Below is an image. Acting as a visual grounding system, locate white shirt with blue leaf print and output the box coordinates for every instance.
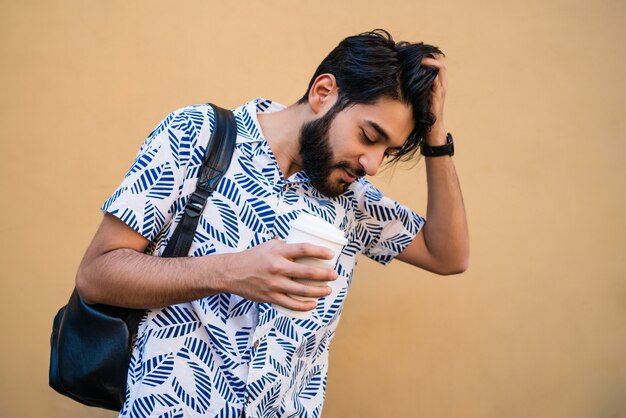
[102,97,426,418]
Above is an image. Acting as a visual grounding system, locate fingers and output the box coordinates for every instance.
[231,240,343,312]
[280,242,335,261]
[267,281,330,300]
[271,293,318,312]
[421,52,445,64]
[280,260,338,281]
[270,279,332,311]
[263,242,338,281]
[421,54,448,90]
[421,54,446,73]
[283,278,332,298]
[259,273,332,313]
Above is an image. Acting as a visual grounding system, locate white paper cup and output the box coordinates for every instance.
[273,213,348,320]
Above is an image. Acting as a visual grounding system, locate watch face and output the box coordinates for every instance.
[448,133,454,156]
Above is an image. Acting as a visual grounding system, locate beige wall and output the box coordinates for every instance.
[1,0,625,417]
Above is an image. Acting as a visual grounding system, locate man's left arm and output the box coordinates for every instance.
[396,53,470,275]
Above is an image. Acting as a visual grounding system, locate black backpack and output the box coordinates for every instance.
[49,104,237,411]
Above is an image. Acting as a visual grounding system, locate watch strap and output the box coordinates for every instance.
[421,132,454,157]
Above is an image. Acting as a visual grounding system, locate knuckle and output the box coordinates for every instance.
[314,287,328,298]
[266,279,281,292]
[301,286,316,297]
[318,268,332,279]
[294,301,315,312]
[267,238,280,248]
[296,243,310,254]
[291,303,305,311]
[267,261,281,275]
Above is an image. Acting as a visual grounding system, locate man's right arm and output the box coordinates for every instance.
[76,213,337,311]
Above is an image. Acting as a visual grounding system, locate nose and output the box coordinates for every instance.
[358,148,386,176]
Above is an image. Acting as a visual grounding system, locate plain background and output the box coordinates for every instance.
[1,1,625,417]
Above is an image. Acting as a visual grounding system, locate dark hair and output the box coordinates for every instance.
[297,29,444,164]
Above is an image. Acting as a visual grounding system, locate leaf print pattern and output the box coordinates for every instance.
[102,98,425,417]
[152,306,201,340]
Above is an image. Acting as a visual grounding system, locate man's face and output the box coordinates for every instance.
[299,97,414,197]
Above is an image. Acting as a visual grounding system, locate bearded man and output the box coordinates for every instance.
[76,29,469,417]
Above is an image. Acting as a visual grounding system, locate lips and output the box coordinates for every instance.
[341,168,357,183]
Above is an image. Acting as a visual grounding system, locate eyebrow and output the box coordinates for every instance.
[365,120,402,150]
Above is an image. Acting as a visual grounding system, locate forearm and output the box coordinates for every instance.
[76,238,340,312]
[423,133,469,271]
[76,249,233,309]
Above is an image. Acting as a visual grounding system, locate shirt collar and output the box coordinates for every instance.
[234,97,312,185]
[234,97,286,145]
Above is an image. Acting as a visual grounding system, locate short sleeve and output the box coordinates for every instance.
[101,105,214,242]
[355,180,426,265]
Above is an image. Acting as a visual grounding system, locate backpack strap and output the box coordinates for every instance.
[161,104,237,258]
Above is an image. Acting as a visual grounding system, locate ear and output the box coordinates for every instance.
[307,73,339,115]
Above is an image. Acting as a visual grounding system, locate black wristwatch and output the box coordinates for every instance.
[421,132,454,157]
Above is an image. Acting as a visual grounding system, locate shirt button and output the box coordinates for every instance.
[246,395,252,404]
[253,340,259,349]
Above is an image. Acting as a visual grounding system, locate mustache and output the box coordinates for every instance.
[334,161,365,177]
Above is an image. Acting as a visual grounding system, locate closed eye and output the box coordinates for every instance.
[362,128,402,157]
[360,129,375,144]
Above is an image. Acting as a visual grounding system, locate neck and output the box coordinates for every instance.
[257,103,312,179]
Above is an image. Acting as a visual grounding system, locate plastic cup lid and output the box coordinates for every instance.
[290,213,348,245]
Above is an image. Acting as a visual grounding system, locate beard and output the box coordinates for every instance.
[298,106,365,198]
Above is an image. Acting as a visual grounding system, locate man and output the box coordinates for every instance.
[76,29,469,417]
